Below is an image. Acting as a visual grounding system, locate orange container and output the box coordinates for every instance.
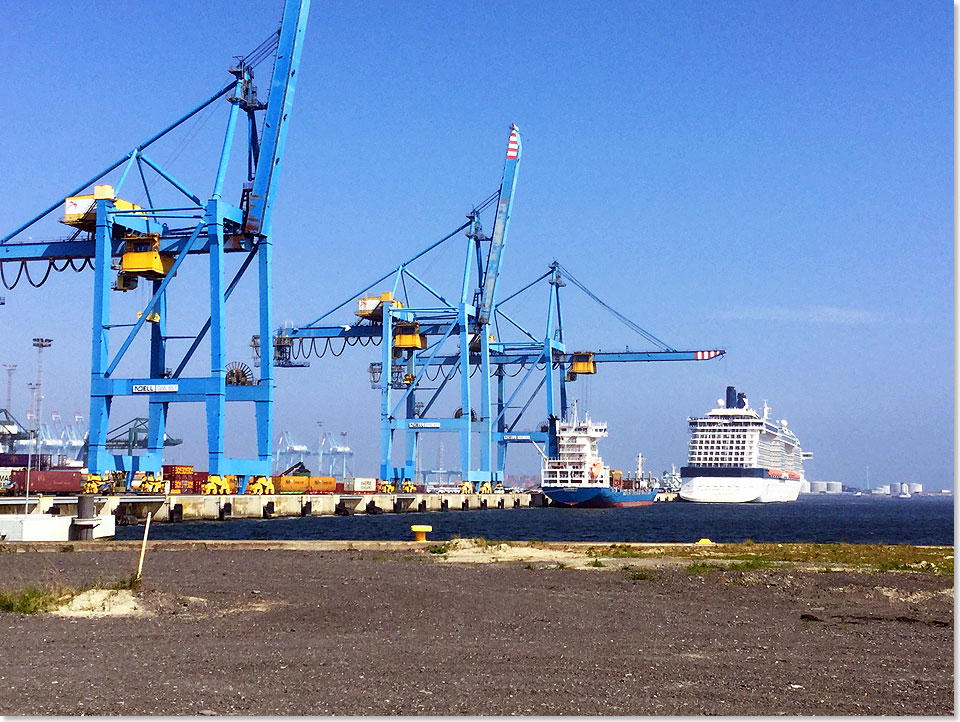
[309,476,336,493]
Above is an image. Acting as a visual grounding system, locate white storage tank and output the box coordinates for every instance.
[908,483,923,495]
[872,484,890,495]
[810,481,827,493]
[799,481,811,494]
[825,481,842,494]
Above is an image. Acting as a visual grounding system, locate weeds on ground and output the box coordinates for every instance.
[587,559,605,568]
[0,572,143,614]
[523,562,536,570]
[586,542,952,576]
[686,561,724,575]
[427,543,449,555]
[724,558,772,571]
[623,566,653,581]
[0,585,66,614]
[104,572,142,591]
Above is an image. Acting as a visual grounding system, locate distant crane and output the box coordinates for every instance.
[266,127,724,489]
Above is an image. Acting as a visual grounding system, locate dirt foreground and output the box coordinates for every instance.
[0,540,953,716]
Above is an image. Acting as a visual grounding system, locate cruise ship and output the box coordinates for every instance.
[679,386,811,503]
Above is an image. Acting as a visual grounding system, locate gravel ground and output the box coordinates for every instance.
[0,543,953,716]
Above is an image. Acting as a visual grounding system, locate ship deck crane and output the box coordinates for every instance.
[267,126,724,489]
[0,0,310,491]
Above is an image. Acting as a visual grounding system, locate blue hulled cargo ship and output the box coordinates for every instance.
[541,413,656,508]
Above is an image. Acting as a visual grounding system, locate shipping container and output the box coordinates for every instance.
[12,469,84,494]
[276,475,310,493]
[310,476,337,494]
[343,477,377,493]
[0,453,51,470]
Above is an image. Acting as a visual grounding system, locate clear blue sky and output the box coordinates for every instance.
[0,1,952,489]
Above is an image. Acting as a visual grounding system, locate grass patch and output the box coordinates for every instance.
[623,566,653,581]
[104,572,142,591]
[427,543,449,555]
[0,573,144,615]
[584,542,952,577]
[0,585,66,614]
[523,562,536,570]
[724,558,773,571]
[686,561,725,575]
[587,559,605,568]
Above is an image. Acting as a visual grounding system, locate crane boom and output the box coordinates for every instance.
[476,124,521,326]
[243,0,311,237]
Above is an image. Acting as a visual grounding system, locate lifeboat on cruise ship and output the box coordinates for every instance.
[787,471,800,479]
[767,468,784,478]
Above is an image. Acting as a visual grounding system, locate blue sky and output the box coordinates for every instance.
[0,1,952,489]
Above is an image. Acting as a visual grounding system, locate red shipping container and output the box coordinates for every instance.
[12,469,83,494]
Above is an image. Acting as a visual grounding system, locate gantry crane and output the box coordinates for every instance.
[266,126,724,489]
[0,0,310,491]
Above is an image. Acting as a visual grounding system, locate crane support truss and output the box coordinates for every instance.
[273,127,724,488]
[0,0,310,490]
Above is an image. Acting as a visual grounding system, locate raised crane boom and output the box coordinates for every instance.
[476,124,521,326]
[243,0,310,238]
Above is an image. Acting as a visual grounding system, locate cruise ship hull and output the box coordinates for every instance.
[543,486,656,508]
[679,470,802,504]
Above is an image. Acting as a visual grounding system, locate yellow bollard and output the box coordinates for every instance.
[411,525,432,542]
[695,538,713,545]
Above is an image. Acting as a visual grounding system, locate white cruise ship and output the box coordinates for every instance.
[679,386,812,503]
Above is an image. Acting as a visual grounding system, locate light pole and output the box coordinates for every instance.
[31,338,52,423]
[2,363,15,412]
[341,432,347,477]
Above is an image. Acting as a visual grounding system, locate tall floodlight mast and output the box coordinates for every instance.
[3,364,16,412]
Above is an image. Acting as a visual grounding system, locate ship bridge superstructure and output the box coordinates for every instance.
[686,386,808,477]
[542,412,610,487]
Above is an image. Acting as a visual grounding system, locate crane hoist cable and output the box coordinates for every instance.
[0,256,93,290]
[555,262,675,352]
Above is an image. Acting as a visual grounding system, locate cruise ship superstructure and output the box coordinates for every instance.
[679,386,811,503]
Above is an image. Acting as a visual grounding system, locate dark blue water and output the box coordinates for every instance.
[116,494,955,545]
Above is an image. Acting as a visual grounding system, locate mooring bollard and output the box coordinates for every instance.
[301,501,312,517]
[411,524,432,542]
[73,495,97,541]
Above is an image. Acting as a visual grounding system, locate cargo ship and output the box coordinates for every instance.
[541,412,656,508]
[679,386,811,503]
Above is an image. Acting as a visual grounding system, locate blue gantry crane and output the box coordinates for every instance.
[0,0,310,491]
[268,126,724,490]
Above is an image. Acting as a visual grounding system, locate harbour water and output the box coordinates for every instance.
[116,493,954,546]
